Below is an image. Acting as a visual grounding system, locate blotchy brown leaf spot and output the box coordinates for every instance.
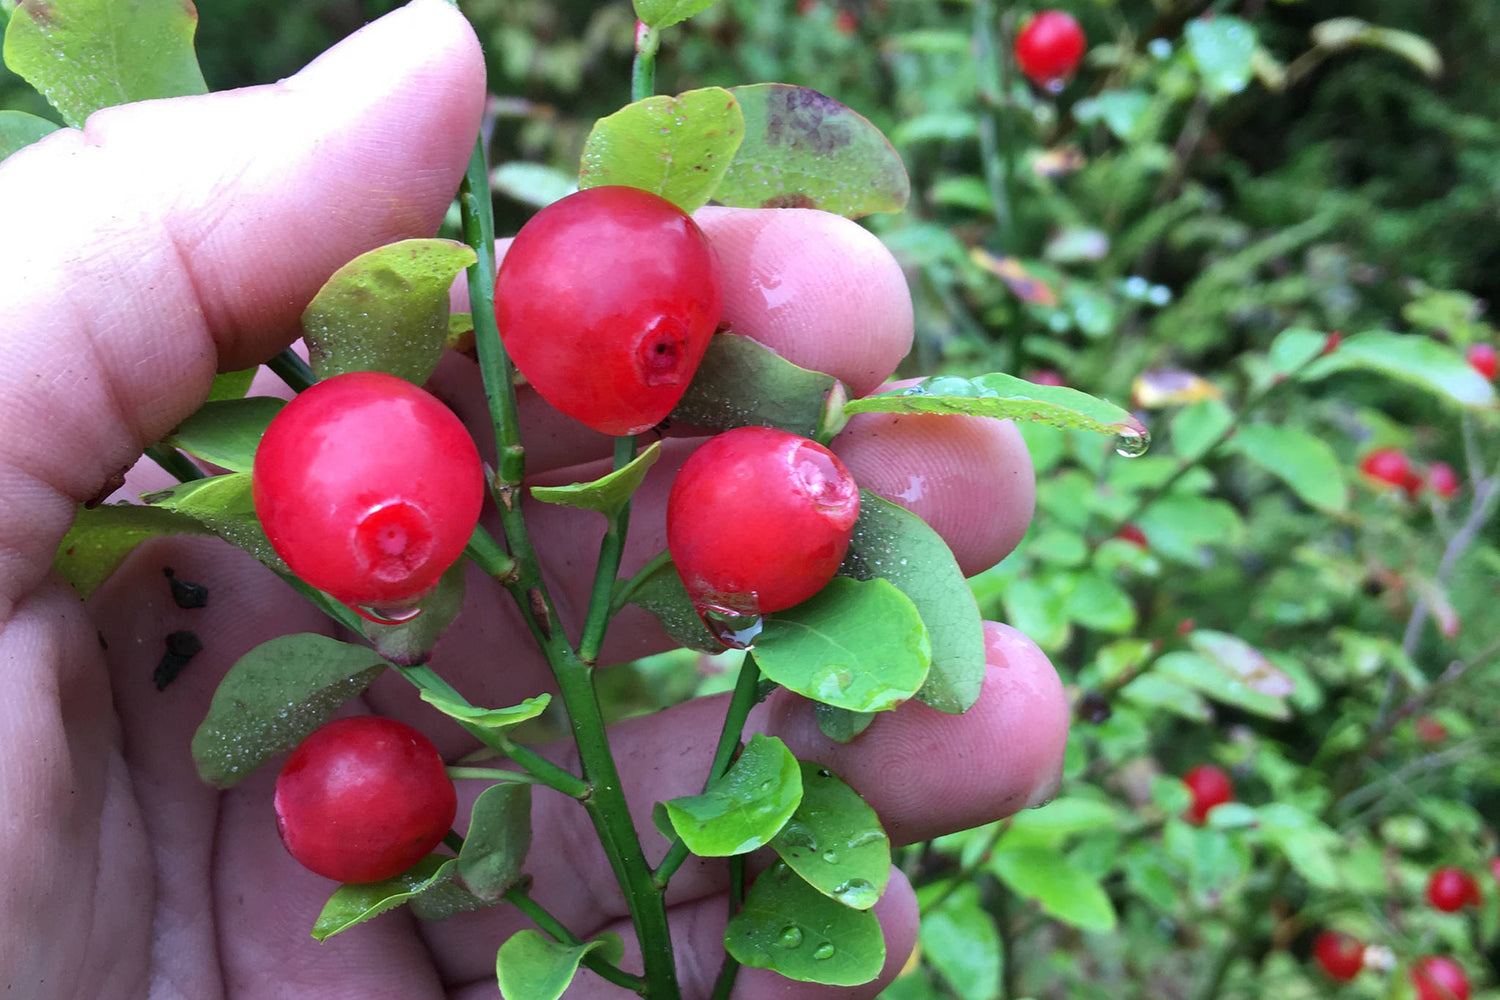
[764,86,854,156]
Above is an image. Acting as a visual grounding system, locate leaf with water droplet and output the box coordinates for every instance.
[755,577,930,713]
[301,239,476,385]
[1185,16,1257,99]
[770,762,889,910]
[726,861,885,986]
[578,88,744,212]
[669,333,839,437]
[714,84,909,218]
[813,703,875,743]
[1302,329,1497,410]
[530,441,662,517]
[363,560,466,666]
[459,782,532,902]
[661,734,802,856]
[633,0,721,29]
[495,929,625,1000]
[143,472,288,573]
[845,371,1146,443]
[162,397,285,473]
[191,633,390,788]
[620,557,721,652]
[312,855,460,941]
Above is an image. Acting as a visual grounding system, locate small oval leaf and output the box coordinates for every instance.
[0,108,59,161]
[770,762,889,910]
[143,472,287,572]
[56,503,212,598]
[726,861,885,986]
[418,692,552,732]
[163,397,285,473]
[633,0,720,30]
[988,845,1118,932]
[530,441,662,516]
[621,558,721,652]
[495,930,624,1000]
[663,733,802,856]
[668,333,838,437]
[1303,329,1497,409]
[459,783,532,901]
[1185,16,1257,99]
[312,856,455,941]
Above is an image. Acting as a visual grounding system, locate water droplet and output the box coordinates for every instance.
[821,850,838,863]
[812,943,836,960]
[354,601,424,624]
[1114,426,1151,458]
[1123,275,1150,299]
[832,878,875,905]
[697,602,763,649]
[779,926,804,948]
[1044,77,1066,95]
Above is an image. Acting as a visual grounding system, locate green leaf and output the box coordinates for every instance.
[725,861,885,986]
[1120,673,1212,722]
[490,161,575,208]
[844,372,1147,444]
[1229,422,1348,511]
[715,83,909,218]
[190,633,389,787]
[1189,630,1297,697]
[755,577,930,713]
[1170,398,1235,462]
[663,734,802,857]
[459,783,532,901]
[988,845,1117,932]
[1073,89,1153,143]
[162,397,284,473]
[1003,798,1122,850]
[919,882,1001,1000]
[55,503,212,598]
[1135,494,1243,564]
[633,0,720,29]
[495,930,624,1000]
[418,692,551,732]
[1266,327,1328,378]
[301,238,476,384]
[0,108,58,161]
[1311,18,1442,78]
[669,333,838,438]
[530,441,662,517]
[1256,803,1342,889]
[999,574,1071,653]
[1185,17,1257,99]
[1062,570,1137,634]
[1304,330,1497,409]
[3,0,205,128]
[206,367,258,402]
[578,88,744,213]
[311,855,456,940]
[838,494,984,713]
[620,558,720,651]
[364,561,466,666]
[770,762,889,910]
[813,703,875,743]
[1151,651,1290,720]
[142,472,287,572]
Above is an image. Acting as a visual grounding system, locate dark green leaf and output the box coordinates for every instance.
[406,866,495,922]
[669,333,838,438]
[190,633,388,787]
[633,0,720,29]
[459,783,532,901]
[919,882,1000,1000]
[143,472,287,572]
[530,441,661,516]
[1304,330,1497,408]
[302,239,476,384]
[725,861,885,986]
[578,88,744,212]
[1229,423,1348,511]
[364,561,466,666]
[715,83,910,218]
[663,734,802,857]
[3,0,206,128]
[839,493,984,713]
[621,558,721,652]
[311,855,455,941]
[1062,570,1137,634]
[1073,89,1153,143]
[163,397,284,473]
[813,703,875,743]
[988,845,1117,932]
[418,692,551,732]
[844,372,1147,445]
[755,577,930,713]
[0,108,58,161]
[1185,17,1257,98]
[495,930,624,1000]
[207,368,258,402]
[770,762,889,910]
[55,503,212,598]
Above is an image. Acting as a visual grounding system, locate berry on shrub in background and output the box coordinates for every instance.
[1359,447,1415,493]
[667,426,859,625]
[1466,342,1497,382]
[1414,714,1449,744]
[1426,866,1481,912]
[1182,763,1234,825]
[1025,368,1067,386]
[252,371,484,617]
[1427,461,1460,499]
[1013,10,1086,88]
[493,185,723,436]
[1115,523,1148,549]
[1491,856,1500,883]
[1312,930,1364,982]
[274,716,457,884]
[1410,956,1471,1000]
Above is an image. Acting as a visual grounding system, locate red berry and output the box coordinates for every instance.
[834,8,857,34]
[274,716,456,884]
[1411,956,1471,1000]
[1489,856,1500,883]
[252,372,484,614]
[1320,332,1343,356]
[1013,10,1086,87]
[1426,867,1481,912]
[1026,369,1067,386]
[1359,447,1412,491]
[1427,461,1460,499]
[1414,714,1449,744]
[1312,930,1364,982]
[1182,764,1234,825]
[1115,524,1148,549]
[667,426,860,619]
[1466,343,1497,382]
[494,186,723,436]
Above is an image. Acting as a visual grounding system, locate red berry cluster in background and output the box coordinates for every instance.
[1312,929,1364,982]
[1358,447,1462,501]
[1426,866,1482,913]
[1013,10,1086,88]
[1466,342,1497,382]
[1411,955,1472,1000]
[1181,763,1234,825]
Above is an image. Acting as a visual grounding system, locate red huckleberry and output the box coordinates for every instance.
[1414,714,1449,744]
[1312,930,1364,982]
[667,426,860,623]
[252,371,484,615]
[1115,523,1148,549]
[1359,447,1412,491]
[1426,866,1481,912]
[1410,956,1471,1000]
[1182,763,1234,825]
[1466,342,1497,382]
[1026,368,1067,386]
[274,716,457,884]
[1427,461,1460,499]
[1490,856,1500,883]
[494,185,723,436]
[1013,10,1087,88]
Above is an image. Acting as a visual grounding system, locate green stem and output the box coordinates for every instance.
[579,435,638,665]
[610,548,672,618]
[267,348,318,393]
[445,766,552,785]
[465,524,518,583]
[505,884,648,993]
[632,24,659,103]
[145,444,205,483]
[654,653,764,888]
[974,0,1017,251]
[1188,860,1290,1000]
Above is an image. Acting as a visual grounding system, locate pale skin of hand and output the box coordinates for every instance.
[0,2,1068,998]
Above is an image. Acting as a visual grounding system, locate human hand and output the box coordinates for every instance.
[0,2,1067,997]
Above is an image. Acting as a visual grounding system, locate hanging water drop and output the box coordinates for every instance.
[696,602,764,649]
[1114,426,1151,458]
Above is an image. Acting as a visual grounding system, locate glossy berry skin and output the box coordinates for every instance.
[1427,461,1460,499]
[667,426,860,617]
[1014,10,1086,87]
[1360,447,1412,491]
[253,371,484,612]
[1467,343,1497,382]
[1410,956,1470,1000]
[274,716,456,884]
[1426,866,1481,912]
[494,186,723,436]
[1312,930,1364,982]
[1182,764,1234,825]
[1115,524,1148,549]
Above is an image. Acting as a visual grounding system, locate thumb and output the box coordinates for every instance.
[0,0,484,618]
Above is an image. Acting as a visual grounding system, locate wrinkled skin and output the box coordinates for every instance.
[0,2,1067,997]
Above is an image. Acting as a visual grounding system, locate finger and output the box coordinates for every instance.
[0,0,483,617]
